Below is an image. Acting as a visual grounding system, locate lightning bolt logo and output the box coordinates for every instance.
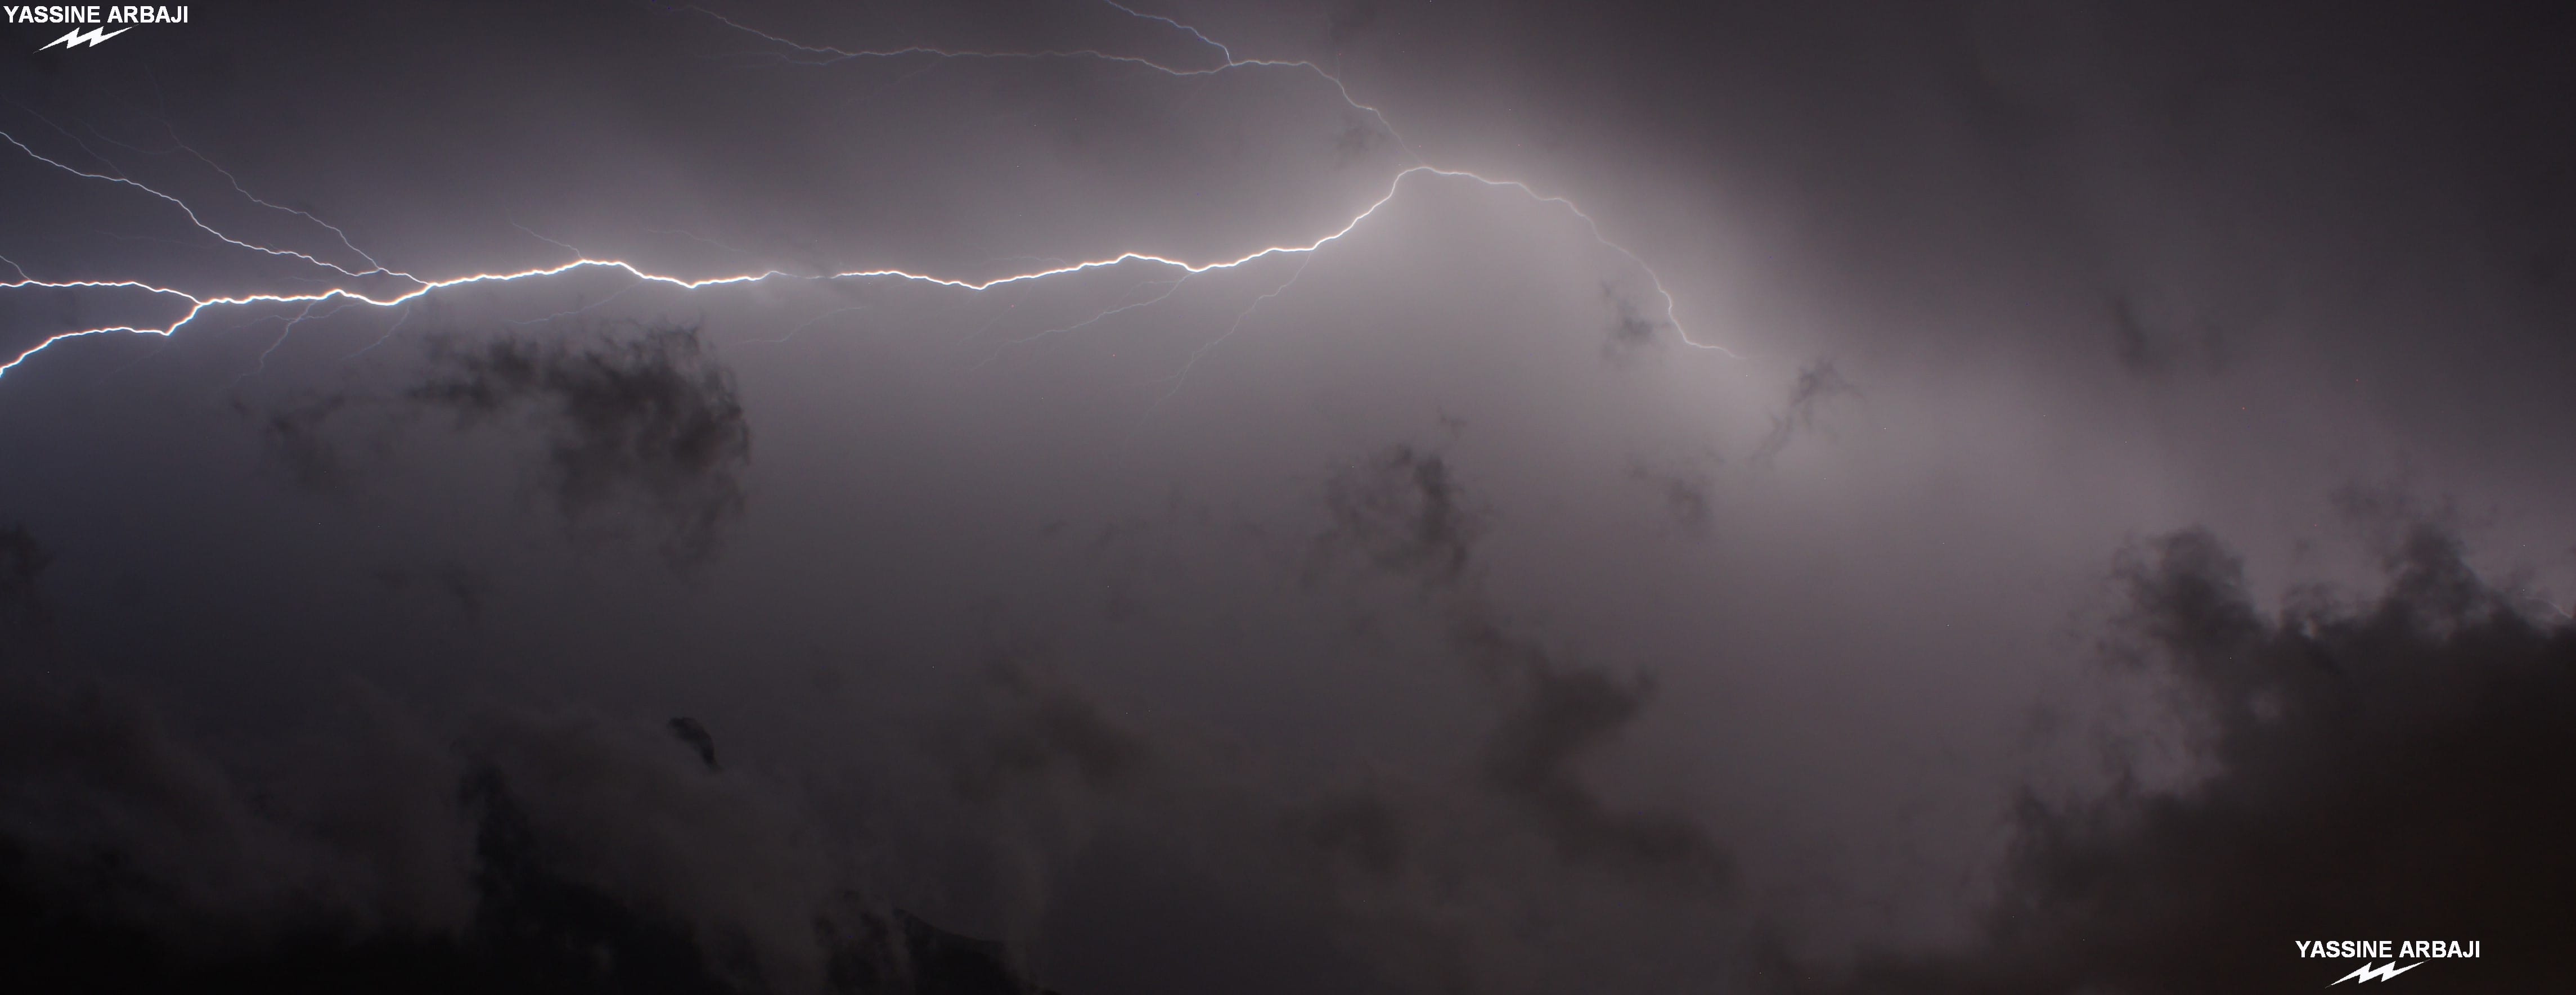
[0,2,1739,382]
[39,26,129,50]
[2332,961,2424,984]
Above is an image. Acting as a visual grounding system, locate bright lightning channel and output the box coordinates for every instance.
[0,1,1734,381]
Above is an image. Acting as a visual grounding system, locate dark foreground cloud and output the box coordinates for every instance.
[0,533,1042,994]
[236,321,753,573]
[248,394,358,496]
[669,716,721,772]
[412,323,752,569]
[1626,452,1720,538]
[0,429,1751,995]
[1788,520,2576,994]
[371,562,491,622]
[1600,285,1672,359]
[0,524,46,649]
[1750,361,1858,467]
[1315,443,1487,589]
[943,664,1155,802]
[1316,439,1733,892]
[0,667,1055,995]
[3,1,2570,993]
[2103,292,2228,381]
[1452,616,1732,888]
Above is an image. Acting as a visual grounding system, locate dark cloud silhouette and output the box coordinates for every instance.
[1751,361,1858,466]
[0,674,478,968]
[1316,439,1733,891]
[669,716,721,772]
[1629,454,1719,537]
[2105,292,2228,380]
[411,323,752,569]
[1601,284,1668,358]
[1290,789,1411,882]
[7,2,2570,991]
[223,322,749,573]
[1325,1,1379,47]
[1450,612,1734,890]
[947,665,1154,800]
[1799,521,2576,994]
[0,676,1060,995]
[873,910,1063,995]
[0,524,47,649]
[372,562,489,620]
[246,393,355,495]
[1314,444,1486,589]
[1335,118,1392,167]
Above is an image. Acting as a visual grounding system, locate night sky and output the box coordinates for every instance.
[2,2,2573,993]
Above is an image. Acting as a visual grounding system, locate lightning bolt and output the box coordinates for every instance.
[984,276,1188,365]
[40,26,131,50]
[1158,253,1314,404]
[0,1,1735,383]
[241,297,363,384]
[2332,961,2425,984]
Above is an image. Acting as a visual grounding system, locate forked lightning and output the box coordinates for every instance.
[0,1,1734,380]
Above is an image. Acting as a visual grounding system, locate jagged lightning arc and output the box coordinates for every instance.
[0,1,1734,380]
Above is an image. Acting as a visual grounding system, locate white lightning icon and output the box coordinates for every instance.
[2332,961,2424,984]
[40,26,130,50]
[0,1,1736,382]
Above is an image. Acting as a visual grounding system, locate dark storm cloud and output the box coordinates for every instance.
[1289,787,1411,882]
[0,523,47,647]
[410,322,752,569]
[1316,439,1732,890]
[1452,615,1732,888]
[1751,361,1857,467]
[226,320,749,570]
[1335,118,1392,167]
[2104,292,2227,380]
[248,393,356,495]
[6,1,2573,992]
[1628,453,1719,537]
[371,562,490,620]
[669,715,722,771]
[945,664,1155,800]
[1325,1,1380,47]
[0,674,476,952]
[1314,443,1486,589]
[1795,519,2576,994]
[0,669,1055,995]
[1599,284,1670,359]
